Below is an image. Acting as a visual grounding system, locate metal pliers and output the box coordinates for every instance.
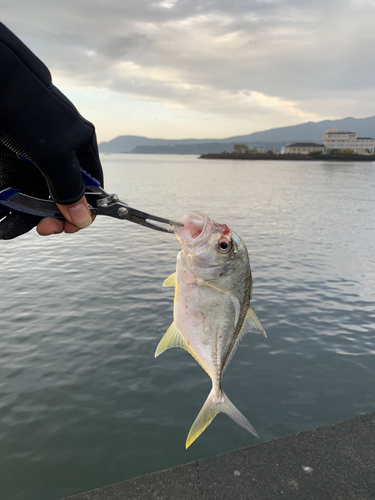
[0,169,182,234]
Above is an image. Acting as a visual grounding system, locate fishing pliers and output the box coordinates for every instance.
[0,169,182,234]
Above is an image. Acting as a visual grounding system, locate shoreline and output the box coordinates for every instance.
[200,153,375,161]
[62,411,375,500]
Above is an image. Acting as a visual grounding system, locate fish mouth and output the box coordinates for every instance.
[175,212,211,245]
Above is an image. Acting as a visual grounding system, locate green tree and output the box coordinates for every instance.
[233,144,249,154]
[309,150,322,156]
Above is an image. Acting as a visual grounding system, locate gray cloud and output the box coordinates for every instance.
[2,0,375,127]
[99,33,155,60]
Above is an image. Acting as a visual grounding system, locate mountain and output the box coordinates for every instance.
[98,116,375,154]
[131,141,286,155]
[225,116,375,143]
[98,135,228,153]
[131,142,239,155]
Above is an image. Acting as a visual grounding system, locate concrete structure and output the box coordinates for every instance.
[322,128,375,155]
[284,143,325,155]
[62,411,375,500]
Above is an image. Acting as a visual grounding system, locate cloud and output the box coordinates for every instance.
[98,33,155,60]
[2,0,375,136]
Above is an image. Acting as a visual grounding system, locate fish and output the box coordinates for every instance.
[155,211,267,448]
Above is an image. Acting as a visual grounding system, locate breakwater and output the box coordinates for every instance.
[62,411,375,500]
[200,152,375,161]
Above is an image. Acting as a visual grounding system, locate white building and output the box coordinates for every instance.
[284,142,325,154]
[322,128,375,155]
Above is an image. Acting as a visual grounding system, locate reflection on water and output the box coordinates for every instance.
[0,155,375,500]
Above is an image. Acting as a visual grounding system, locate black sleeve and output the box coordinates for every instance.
[0,22,103,204]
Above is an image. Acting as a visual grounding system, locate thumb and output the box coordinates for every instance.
[56,196,93,229]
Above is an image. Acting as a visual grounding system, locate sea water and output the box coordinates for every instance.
[0,155,375,500]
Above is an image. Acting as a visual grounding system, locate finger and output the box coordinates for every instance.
[63,220,81,234]
[56,196,93,229]
[37,217,64,236]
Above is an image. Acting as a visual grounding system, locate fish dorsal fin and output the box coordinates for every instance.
[244,306,267,338]
[163,273,176,287]
[197,279,240,327]
[154,322,189,357]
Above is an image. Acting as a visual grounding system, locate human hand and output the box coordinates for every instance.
[0,131,102,239]
[0,22,104,239]
[36,197,93,236]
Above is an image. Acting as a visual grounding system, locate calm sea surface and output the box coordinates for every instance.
[1,155,375,500]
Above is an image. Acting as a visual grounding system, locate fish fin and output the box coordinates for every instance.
[245,306,267,338]
[155,323,211,376]
[228,292,240,327]
[222,307,267,373]
[163,273,176,287]
[186,388,258,448]
[154,322,189,357]
[197,280,240,327]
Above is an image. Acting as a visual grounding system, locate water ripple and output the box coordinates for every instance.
[1,156,375,499]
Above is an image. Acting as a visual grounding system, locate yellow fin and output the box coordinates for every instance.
[154,322,189,357]
[186,389,258,448]
[163,273,176,287]
[186,394,218,448]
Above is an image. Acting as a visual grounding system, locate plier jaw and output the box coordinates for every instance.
[88,191,181,234]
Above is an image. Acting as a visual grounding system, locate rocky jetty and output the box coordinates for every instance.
[200,152,375,161]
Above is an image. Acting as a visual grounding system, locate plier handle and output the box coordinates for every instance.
[0,169,182,234]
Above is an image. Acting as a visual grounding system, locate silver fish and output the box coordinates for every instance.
[155,211,266,448]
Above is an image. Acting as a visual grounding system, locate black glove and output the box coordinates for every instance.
[0,22,104,239]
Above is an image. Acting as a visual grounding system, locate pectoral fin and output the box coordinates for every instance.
[197,279,240,327]
[155,322,189,357]
[163,273,176,287]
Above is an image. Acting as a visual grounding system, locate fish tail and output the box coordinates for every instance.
[186,388,259,448]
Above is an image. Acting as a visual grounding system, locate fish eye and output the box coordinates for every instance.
[218,238,231,253]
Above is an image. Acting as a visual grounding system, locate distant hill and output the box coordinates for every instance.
[131,141,286,155]
[227,116,375,143]
[98,116,375,154]
[131,142,238,155]
[98,135,228,153]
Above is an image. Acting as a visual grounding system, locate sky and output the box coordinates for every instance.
[2,0,375,142]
